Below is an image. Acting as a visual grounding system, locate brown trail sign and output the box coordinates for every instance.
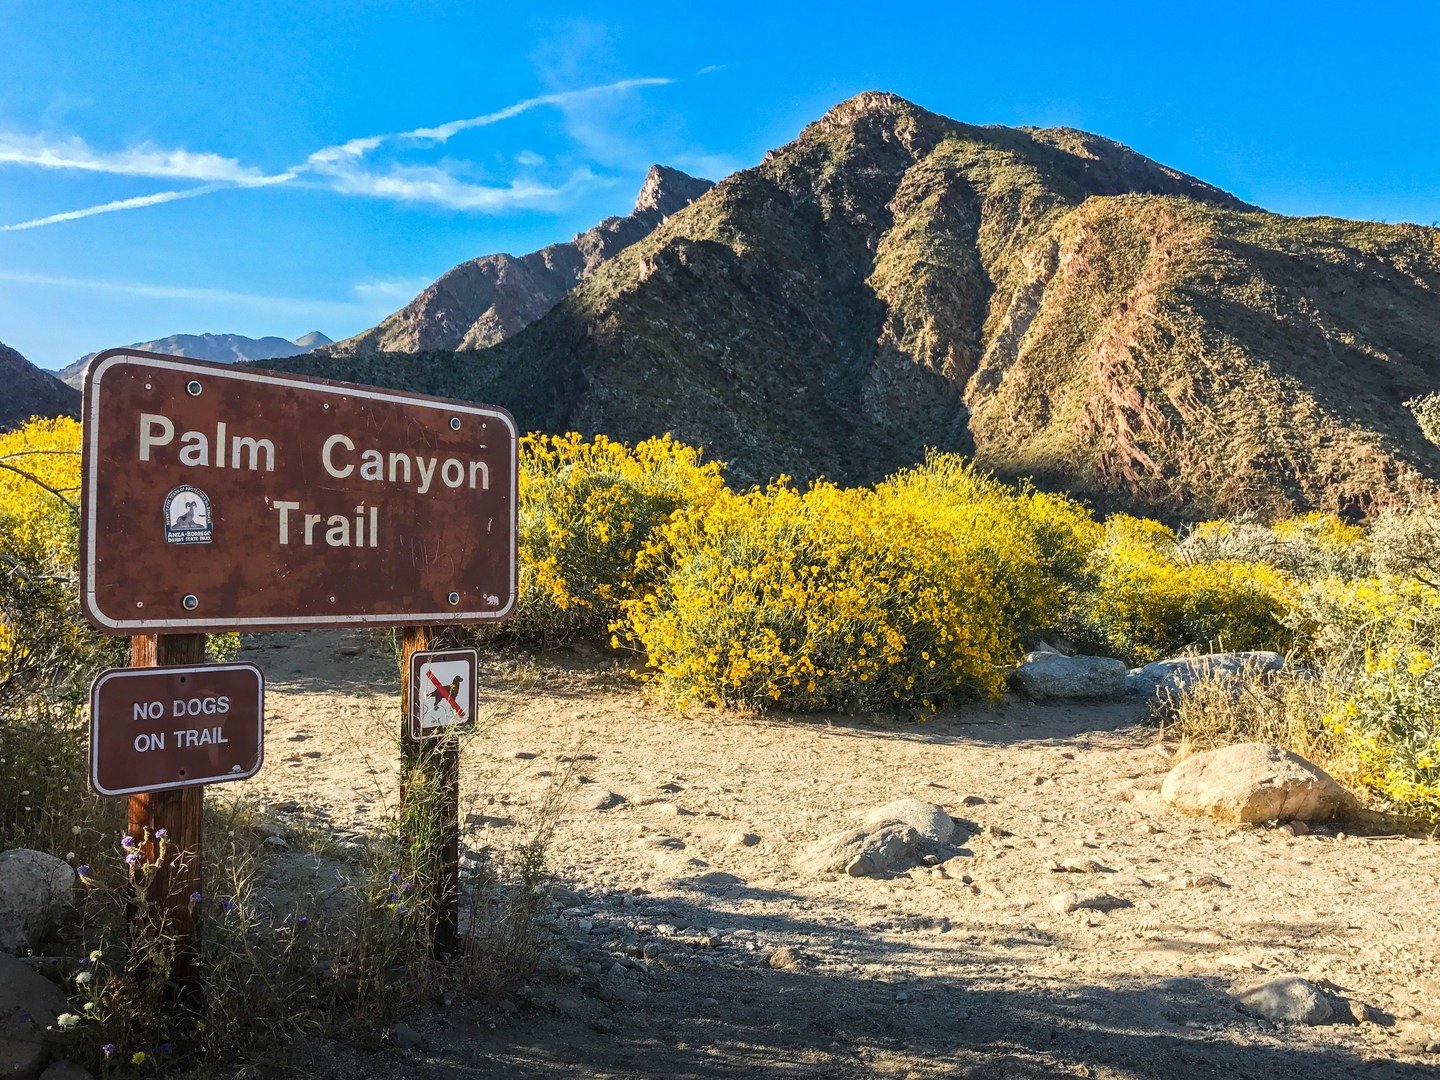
[81,349,518,982]
[80,349,517,632]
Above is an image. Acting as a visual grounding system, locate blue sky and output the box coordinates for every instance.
[1,2,1437,370]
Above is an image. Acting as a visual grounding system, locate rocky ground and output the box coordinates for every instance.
[230,630,1440,1078]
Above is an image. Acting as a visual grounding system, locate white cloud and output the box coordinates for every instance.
[0,132,288,183]
[311,159,608,212]
[0,186,223,231]
[515,149,546,167]
[0,74,683,230]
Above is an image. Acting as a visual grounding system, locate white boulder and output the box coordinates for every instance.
[1161,743,1354,823]
[1012,652,1128,701]
[0,850,75,954]
[1128,651,1285,699]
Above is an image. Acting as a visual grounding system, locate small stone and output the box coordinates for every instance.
[727,831,761,848]
[574,787,623,812]
[389,1022,426,1050]
[263,835,289,850]
[39,1064,95,1080]
[275,800,301,813]
[510,750,538,760]
[1048,889,1129,914]
[1050,857,1109,874]
[895,990,912,1004]
[1348,999,1375,1025]
[592,1017,616,1035]
[962,795,985,806]
[768,946,802,971]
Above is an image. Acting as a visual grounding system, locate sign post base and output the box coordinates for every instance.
[127,633,206,999]
[399,626,461,956]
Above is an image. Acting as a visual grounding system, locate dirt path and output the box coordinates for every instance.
[236,631,1440,1078]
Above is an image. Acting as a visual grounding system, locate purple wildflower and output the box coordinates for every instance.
[386,891,398,903]
[79,957,89,968]
[190,892,204,904]
[120,835,135,847]
[296,915,310,928]
[401,881,413,895]
[75,864,90,877]
[395,905,407,916]
[387,871,400,883]
[102,1043,115,1056]
[219,898,236,913]
[154,828,167,839]
[125,852,140,865]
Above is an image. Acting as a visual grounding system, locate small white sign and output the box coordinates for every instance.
[408,648,478,739]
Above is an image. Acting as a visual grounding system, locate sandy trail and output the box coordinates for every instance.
[235,630,1440,1078]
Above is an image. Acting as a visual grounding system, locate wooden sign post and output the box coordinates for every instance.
[80,349,517,983]
[127,633,207,991]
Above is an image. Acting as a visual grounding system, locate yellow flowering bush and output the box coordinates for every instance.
[510,432,727,641]
[0,417,127,703]
[1323,646,1440,820]
[618,457,1095,712]
[1077,515,1294,665]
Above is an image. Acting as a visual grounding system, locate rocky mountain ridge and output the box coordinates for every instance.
[269,92,1440,518]
[57,331,333,388]
[317,165,713,357]
[0,342,80,429]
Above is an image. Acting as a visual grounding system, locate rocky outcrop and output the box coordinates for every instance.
[1160,743,1355,824]
[0,344,79,430]
[318,165,713,358]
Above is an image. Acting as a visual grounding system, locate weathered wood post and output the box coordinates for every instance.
[400,625,462,956]
[126,632,207,991]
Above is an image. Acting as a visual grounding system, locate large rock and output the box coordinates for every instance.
[1012,652,1128,701]
[0,850,75,954]
[1231,975,1335,1025]
[798,798,958,877]
[0,952,69,1079]
[861,799,955,845]
[1128,651,1285,699]
[1161,743,1355,823]
[797,824,921,877]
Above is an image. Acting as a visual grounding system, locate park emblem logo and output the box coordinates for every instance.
[163,484,213,544]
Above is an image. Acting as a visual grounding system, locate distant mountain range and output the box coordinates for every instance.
[1,342,79,429]
[272,92,1440,519]
[316,165,712,358]
[56,331,333,388]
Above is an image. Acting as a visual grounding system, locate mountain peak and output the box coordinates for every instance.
[813,90,926,130]
[293,331,333,349]
[633,165,713,218]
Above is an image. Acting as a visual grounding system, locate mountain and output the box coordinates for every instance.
[0,342,80,429]
[57,331,332,388]
[292,331,334,350]
[271,93,1440,519]
[317,165,713,357]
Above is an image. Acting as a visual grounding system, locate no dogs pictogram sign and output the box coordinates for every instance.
[408,648,478,739]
